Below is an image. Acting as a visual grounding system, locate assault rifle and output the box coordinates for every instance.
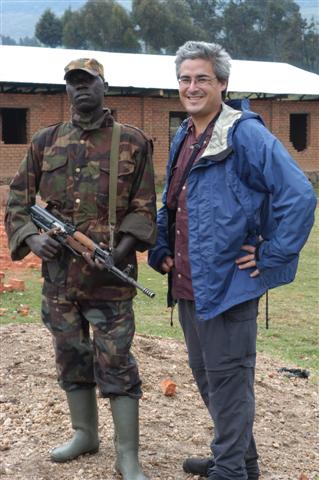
[30,204,155,299]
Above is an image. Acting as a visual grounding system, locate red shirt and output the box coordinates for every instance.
[166,118,215,300]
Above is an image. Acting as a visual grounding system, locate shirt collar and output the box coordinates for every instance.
[186,117,195,133]
[71,108,112,131]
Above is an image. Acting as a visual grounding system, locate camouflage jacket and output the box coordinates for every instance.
[5,110,157,301]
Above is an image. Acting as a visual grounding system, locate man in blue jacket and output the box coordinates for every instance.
[148,41,316,480]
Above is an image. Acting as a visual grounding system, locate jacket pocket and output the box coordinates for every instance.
[223,299,259,363]
[39,154,68,208]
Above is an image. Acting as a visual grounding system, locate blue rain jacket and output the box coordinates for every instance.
[148,101,316,321]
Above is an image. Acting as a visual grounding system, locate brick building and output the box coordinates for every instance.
[1,46,319,184]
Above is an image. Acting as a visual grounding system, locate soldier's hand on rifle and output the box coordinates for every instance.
[25,231,62,262]
[82,234,137,270]
[235,244,260,277]
[82,242,108,270]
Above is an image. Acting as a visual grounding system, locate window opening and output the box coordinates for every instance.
[289,113,308,152]
[169,111,188,147]
[0,108,27,144]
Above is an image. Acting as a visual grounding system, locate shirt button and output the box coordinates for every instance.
[182,185,186,190]
[176,230,180,235]
[75,198,81,204]
[80,139,85,144]
[178,273,182,278]
[177,207,181,212]
[177,252,181,257]
[75,167,81,173]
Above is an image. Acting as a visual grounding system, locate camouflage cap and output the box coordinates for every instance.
[64,58,105,81]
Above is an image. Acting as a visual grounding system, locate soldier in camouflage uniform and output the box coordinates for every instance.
[5,58,157,480]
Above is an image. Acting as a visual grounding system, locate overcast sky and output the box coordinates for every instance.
[0,0,317,41]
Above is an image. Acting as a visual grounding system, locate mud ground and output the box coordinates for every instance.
[0,323,318,480]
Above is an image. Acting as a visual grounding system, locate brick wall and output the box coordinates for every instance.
[1,92,318,183]
[0,93,67,182]
[251,100,319,178]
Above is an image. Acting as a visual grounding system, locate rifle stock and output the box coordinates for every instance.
[30,204,155,299]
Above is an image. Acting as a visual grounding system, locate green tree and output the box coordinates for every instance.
[132,0,171,52]
[220,0,319,72]
[301,20,319,73]
[184,0,223,41]
[164,0,204,53]
[62,0,139,52]
[221,0,266,59]
[30,0,318,73]
[62,8,88,49]
[35,9,62,47]
[132,0,202,53]
[254,0,304,62]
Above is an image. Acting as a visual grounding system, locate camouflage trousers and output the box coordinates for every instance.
[41,285,142,399]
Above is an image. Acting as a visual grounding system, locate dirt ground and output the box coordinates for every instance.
[0,322,318,480]
[1,185,318,480]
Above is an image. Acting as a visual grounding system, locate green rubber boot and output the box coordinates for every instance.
[50,388,99,463]
[110,396,149,480]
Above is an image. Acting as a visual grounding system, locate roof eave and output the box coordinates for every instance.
[0,82,318,101]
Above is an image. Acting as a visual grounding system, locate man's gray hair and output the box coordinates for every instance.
[175,41,232,82]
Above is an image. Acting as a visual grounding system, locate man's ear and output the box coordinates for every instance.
[221,80,228,100]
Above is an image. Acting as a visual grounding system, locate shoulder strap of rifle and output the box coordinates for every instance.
[108,121,121,250]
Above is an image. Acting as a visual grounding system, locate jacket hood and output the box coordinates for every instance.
[203,103,242,157]
[202,101,263,158]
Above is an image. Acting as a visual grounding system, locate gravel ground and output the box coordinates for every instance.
[0,323,318,480]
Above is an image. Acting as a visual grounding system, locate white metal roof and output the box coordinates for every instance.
[1,45,319,97]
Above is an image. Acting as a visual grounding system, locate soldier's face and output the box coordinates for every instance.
[66,70,105,114]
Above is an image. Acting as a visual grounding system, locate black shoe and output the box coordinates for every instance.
[183,456,259,479]
[183,457,214,477]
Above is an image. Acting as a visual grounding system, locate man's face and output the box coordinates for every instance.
[65,70,105,114]
[178,58,227,120]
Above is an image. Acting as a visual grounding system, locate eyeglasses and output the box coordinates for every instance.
[177,75,217,87]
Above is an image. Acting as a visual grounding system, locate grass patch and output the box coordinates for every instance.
[136,212,319,376]
[312,182,319,198]
[134,266,183,340]
[1,213,318,377]
[0,269,42,325]
[256,213,318,374]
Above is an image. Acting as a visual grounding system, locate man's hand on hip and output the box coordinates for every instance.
[235,244,260,277]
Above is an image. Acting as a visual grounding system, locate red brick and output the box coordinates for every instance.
[17,306,29,316]
[10,279,25,291]
[1,92,317,182]
[160,378,177,396]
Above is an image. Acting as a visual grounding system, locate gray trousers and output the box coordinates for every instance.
[178,298,259,480]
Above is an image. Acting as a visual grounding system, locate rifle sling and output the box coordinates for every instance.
[109,121,121,250]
